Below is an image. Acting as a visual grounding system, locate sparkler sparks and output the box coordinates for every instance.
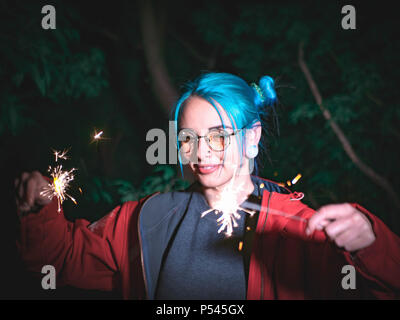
[90,128,109,144]
[291,173,302,185]
[201,169,308,236]
[282,173,303,187]
[40,149,77,213]
[201,168,255,237]
[52,148,69,162]
[94,130,104,140]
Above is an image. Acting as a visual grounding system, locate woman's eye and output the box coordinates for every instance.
[210,133,225,143]
[216,131,227,138]
[178,135,190,143]
[178,130,194,143]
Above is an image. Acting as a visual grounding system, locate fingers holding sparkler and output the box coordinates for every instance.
[306,204,352,235]
[15,146,84,216]
[305,203,376,251]
[15,171,52,215]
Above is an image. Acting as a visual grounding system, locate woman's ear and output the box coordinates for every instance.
[246,121,262,146]
[243,121,262,161]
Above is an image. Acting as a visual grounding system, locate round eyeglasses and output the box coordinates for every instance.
[178,128,244,155]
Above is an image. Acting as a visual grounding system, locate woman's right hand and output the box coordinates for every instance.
[15,171,52,215]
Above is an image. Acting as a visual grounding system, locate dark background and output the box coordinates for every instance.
[0,0,399,299]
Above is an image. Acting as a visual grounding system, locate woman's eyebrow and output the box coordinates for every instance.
[208,125,233,130]
[179,125,234,131]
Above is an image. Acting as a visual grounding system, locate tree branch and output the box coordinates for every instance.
[138,0,178,115]
[168,28,218,69]
[298,42,400,211]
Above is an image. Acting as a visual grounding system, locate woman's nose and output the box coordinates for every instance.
[196,136,212,160]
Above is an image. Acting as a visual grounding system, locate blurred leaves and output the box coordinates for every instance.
[0,1,108,136]
[289,102,320,124]
[86,176,114,205]
[0,94,34,136]
[85,165,190,208]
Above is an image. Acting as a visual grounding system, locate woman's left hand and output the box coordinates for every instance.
[306,203,376,252]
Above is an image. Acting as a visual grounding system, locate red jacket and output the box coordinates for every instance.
[17,180,400,299]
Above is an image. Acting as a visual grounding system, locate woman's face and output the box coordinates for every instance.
[178,96,244,189]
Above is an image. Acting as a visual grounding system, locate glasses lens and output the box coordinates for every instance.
[208,130,228,151]
[178,129,195,154]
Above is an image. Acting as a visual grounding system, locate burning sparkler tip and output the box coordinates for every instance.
[43,148,77,214]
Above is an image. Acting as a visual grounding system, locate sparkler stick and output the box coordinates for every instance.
[241,201,330,243]
[40,149,77,213]
[241,202,309,223]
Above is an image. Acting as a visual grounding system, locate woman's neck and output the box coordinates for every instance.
[201,172,254,209]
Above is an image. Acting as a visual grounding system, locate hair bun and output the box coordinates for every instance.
[251,75,277,107]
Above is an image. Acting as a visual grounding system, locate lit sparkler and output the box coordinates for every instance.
[40,149,77,213]
[201,168,255,237]
[201,169,308,236]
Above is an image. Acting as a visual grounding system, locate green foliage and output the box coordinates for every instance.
[289,102,320,124]
[0,1,108,136]
[40,47,108,101]
[85,176,115,205]
[0,94,34,136]
[113,165,190,202]
[85,165,190,207]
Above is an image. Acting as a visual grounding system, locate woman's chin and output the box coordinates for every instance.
[194,171,231,189]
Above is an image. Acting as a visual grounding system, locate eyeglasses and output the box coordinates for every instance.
[178,128,244,155]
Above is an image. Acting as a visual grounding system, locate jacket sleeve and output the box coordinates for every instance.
[305,202,400,299]
[16,197,141,292]
[339,203,400,298]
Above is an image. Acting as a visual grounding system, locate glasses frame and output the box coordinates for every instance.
[178,127,245,154]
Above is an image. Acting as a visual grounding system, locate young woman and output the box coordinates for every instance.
[15,72,400,299]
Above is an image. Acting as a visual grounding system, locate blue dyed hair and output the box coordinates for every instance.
[172,72,278,175]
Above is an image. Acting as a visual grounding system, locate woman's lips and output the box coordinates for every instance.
[195,164,222,175]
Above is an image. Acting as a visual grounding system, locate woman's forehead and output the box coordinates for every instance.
[179,96,236,130]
